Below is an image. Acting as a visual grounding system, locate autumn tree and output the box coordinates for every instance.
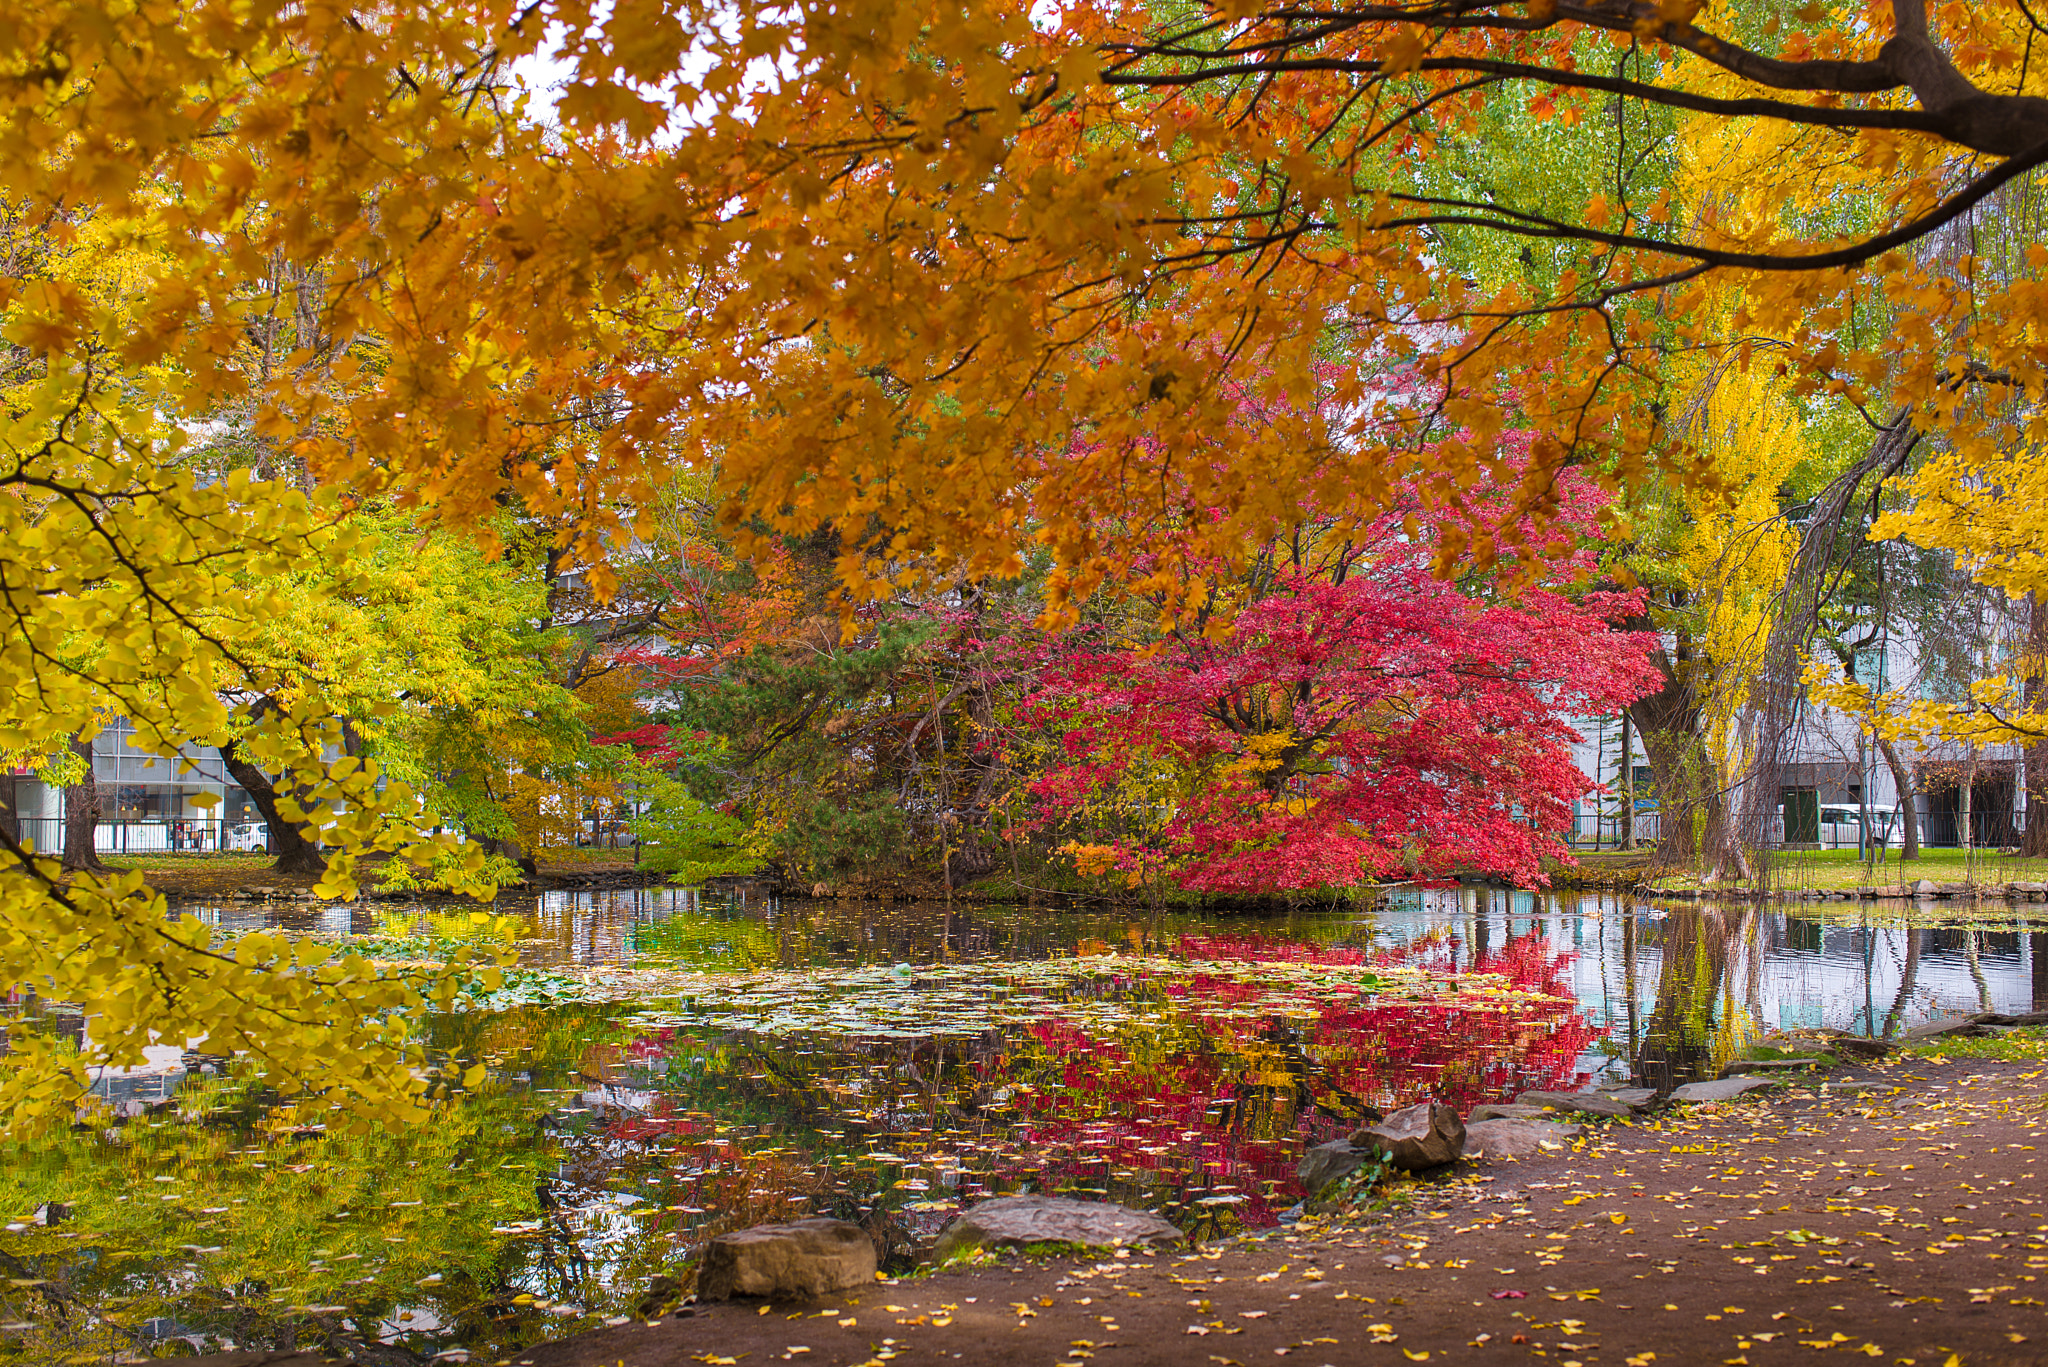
[1028,459,1655,894]
[9,0,2048,1127]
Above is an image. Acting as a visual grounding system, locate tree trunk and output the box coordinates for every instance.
[217,734,328,877]
[1628,690,1726,869]
[0,769,17,850]
[2024,591,2048,857]
[1874,734,1921,861]
[63,733,110,873]
[1620,711,1636,850]
[1961,745,1978,866]
[479,832,541,881]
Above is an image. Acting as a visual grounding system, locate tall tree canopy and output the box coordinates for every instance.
[6,0,2047,1126]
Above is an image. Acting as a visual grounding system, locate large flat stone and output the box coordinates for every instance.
[932,1195,1184,1261]
[698,1218,877,1300]
[1463,1118,1583,1159]
[1901,1014,1985,1041]
[1723,1057,1827,1077]
[1601,1087,1658,1111]
[1670,1076,1777,1103]
[1468,1102,1556,1122]
[1298,1137,1372,1192]
[1974,1010,2048,1027]
[1513,1089,1632,1118]
[1353,1099,1466,1170]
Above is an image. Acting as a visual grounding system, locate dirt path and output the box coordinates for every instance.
[514,1058,2048,1367]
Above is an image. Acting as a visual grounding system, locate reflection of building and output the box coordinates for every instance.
[1380,887,2048,1084]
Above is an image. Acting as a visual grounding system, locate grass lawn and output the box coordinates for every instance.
[1562,846,2048,892]
[1761,846,2048,890]
[97,851,317,897]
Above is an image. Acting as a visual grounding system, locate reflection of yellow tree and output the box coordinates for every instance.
[1634,904,1762,1090]
[0,1075,549,1365]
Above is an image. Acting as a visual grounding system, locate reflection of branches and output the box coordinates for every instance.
[1636,903,1752,1089]
[1882,928,1922,1040]
[0,1243,152,1359]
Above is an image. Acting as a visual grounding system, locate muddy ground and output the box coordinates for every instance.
[168,1057,2048,1367]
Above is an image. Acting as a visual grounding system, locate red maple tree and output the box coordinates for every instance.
[1024,443,1657,892]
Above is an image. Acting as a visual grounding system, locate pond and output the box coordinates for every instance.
[4,887,2046,1364]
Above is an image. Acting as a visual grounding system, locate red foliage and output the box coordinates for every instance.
[996,929,1599,1221]
[1024,452,1657,891]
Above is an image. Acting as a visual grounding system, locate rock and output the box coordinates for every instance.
[1914,878,1939,896]
[1464,1118,1583,1159]
[1512,1089,1632,1119]
[1972,1010,2048,1027]
[1810,1030,1889,1060]
[1353,1100,1466,1170]
[1901,1014,1984,1041]
[1601,1087,1658,1111]
[1670,1076,1777,1103]
[636,1273,685,1318]
[1297,1138,1373,1193]
[931,1196,1184,1262]
[146,1355,331,1367]
[1467,1103,1556,1123]
[1723,1057,1828,1077]
[697,1218,877,1301]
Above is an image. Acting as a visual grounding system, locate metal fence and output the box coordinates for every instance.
[8,816,269,855]
[1566,809,1898,852]
[1567,808,1663,849]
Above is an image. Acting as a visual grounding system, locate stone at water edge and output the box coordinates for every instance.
[1669,1076,1777,1103]
[931,1195,1185,1261]
[1297,1138,1372,1193]
[697,1218,877,1301]
[1722,1057,1832,1078]
[1467,1102,1557,1123]
[1512,1089,1632,1119]
[1464,1118,1584,1159]
[1353,1099,1466,1170]
[1597,1087,1657,1111]
[1900,1014,1986,1041]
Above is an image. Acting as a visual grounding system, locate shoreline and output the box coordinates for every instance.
[155,1055,2048,1367]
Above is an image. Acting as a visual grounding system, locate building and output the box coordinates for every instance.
[7,716,265,853]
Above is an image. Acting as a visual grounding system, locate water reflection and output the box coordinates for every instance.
[9,888,2047,1364]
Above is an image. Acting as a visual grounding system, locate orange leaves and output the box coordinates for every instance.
[1,277,89,355]
[1378,27,1429,76]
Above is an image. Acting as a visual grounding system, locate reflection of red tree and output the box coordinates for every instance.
[999,931,1597,1223]
[589,931,1598,1232]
